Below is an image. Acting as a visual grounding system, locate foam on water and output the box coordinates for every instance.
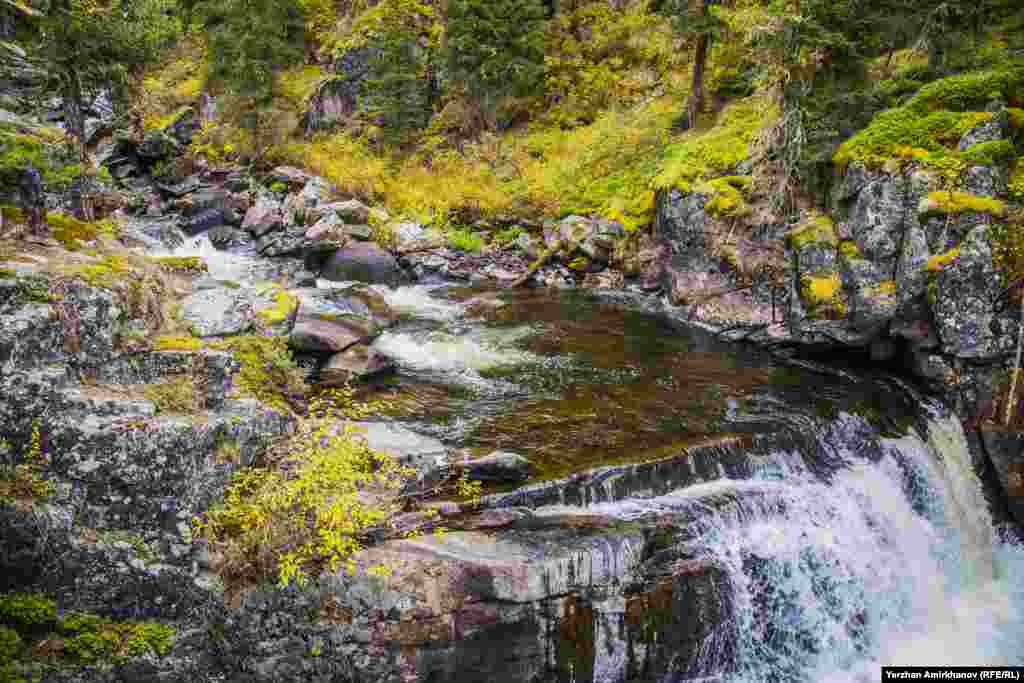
[157,233,262,282]
[371,323,538,390]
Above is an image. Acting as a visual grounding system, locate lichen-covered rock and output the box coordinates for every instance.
[321,242,406,286]
[179,287,256,337]
[932,226,1016,360]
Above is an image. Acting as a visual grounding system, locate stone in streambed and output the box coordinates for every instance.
[318,343,394,384]
[321,242,406,286]
[460,450,531,482]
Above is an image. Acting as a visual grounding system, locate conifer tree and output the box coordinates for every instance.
[195,0,305,159]
[446,0,545,132]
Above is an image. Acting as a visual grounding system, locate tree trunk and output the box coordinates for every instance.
[686,0,711,129]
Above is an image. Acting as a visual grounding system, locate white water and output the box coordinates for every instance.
[157,233,264,282]
[543,412,1024,681]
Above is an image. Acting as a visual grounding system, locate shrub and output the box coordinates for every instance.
[209,336,306,414]
[194,394,412,588]
[447,227,485,253]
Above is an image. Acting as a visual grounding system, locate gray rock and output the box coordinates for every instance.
[958,112,1008,151]
[979,427,1024,526]
[179,288,255,337]
[267,166,313,188]
[289,316,376,352]
[933,227,1016,360]
[350,421,447,474]
[460,451,531,482]
[321,242,406,286]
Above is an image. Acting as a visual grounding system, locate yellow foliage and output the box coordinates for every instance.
[194,395,413,588]
[46,212,120,250]
[1009,108,1024,130]
[142,375,198,414]
[800,273,846,319]
[702,176,753,219]
[0,420,53,504]
[919,191,1006,217]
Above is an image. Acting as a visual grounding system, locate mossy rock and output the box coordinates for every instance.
[918,191,1006,218]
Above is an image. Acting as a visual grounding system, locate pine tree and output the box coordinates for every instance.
[446,0,545,132]
[195,0,305,159]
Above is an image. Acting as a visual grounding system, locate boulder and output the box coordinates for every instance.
[242,195,285,238]
[289,286,393,352]
[349,421,447,474]
[268,166,313,188]
[321,242,406,286]
[318,344,395,385]
[179,288,255,337]
[459,451,531,483]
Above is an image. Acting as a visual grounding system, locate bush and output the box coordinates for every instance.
[194,394,412,588]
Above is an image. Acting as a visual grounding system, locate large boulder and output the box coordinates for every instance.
[288,285,393,352]
[321,242,406,286]
[242,194,285,238]
[318,343,395,384]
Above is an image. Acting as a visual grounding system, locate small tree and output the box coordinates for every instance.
[667,0,722,130]
[195,0,305,160]
[446,0,545,132]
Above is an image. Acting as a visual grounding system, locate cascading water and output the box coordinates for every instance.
[133,225,1024,682]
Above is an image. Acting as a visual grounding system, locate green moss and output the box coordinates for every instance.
[1009,163,1024,203]
[142,375,198,414]
[0,594,56,632]
[59,612,174,663]
[833,109,992,171]
[65,255,133,289]
[46,213,119,250]
[0,269,16,279]
[702,175,753,219]
[959,139,1017,166]
[919,191,1006,217]
[1009,108,1024,130]
[786,214,838,249]
[209,336,306,414]
[150,256,209,274]
[0,628,21,666]
[8,275,51,305]
[926,247,961,272]
[153,335,203,352]
[905,63,1024,114]
[838,240,862,259]
[447,227,485,253]
[655,97,779,191]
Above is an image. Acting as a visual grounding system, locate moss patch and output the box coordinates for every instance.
[142,375,199,414]
[919,191,1006,217]
[655,97,778,192]
[959,139,1017,166]
[150,256,208,274]
[786,214,838,249]
[208,336,306,415]
[800,273,846,320]
[46,213,120,251]
[153,335,202,352]
[702,175,753,219]
[256,288,299,327]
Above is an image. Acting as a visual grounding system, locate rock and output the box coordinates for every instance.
[349,421,447,474]
[318,344,394,385]
[289,316,376,352]
[179,288,256,337]
[460,451,531,482]
[345,224,373,241]
[268,166,312,188]
[136,131,178,161]
[979,426,1024,526]
[933,226,1016,360]
[207,225,251,251]
[289,286,392,352]
[963,165,1008,198]
[156,175,201,198]
[301,47,380,134]
[321,242,406,286]
[165,107,199,147]
[547,215,624,263]
[304,213,348,252]
[958,111,1009,151]
[242,194,285,238]
[333,199,371,224]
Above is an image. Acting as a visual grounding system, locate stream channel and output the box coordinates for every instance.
[174,234,1024,682]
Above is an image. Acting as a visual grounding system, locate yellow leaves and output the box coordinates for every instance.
[926,248,961,273]
[196,392,413,588]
